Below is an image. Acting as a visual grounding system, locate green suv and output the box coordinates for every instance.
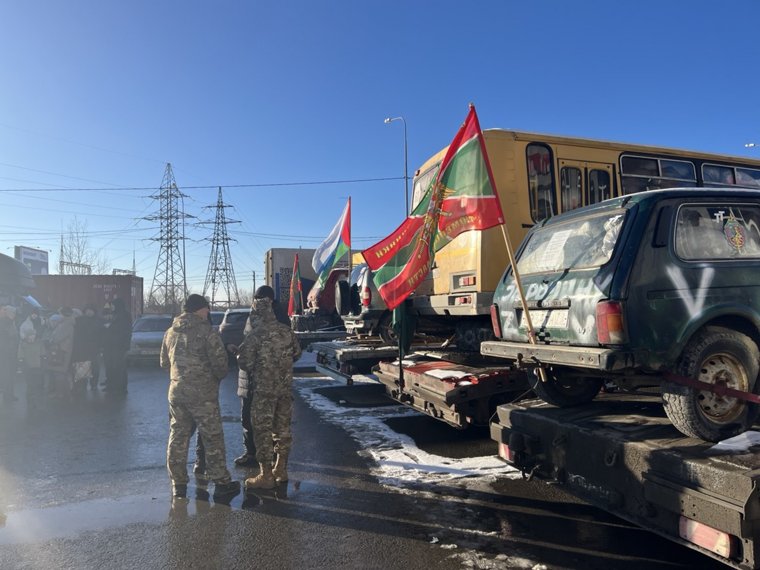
[481,188,760,441]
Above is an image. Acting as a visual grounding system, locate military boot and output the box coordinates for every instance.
[244,463,275,490]
[273,451,289,482]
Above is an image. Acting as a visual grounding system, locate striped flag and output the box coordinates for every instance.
[362,105,504,310]
[312,198,351,288]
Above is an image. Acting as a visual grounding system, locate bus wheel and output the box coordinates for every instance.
[530,369,602,407]
[663,326,760,442]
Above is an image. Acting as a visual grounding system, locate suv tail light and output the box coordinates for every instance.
[361,286,372,307]
[596,301,626,344]
[490,304,502,338]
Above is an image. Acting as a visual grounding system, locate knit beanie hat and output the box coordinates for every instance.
[183,294,210,313]
[254,285,275,300]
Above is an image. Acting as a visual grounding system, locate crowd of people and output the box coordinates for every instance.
[1,287,302,502]
[0,298,132,408]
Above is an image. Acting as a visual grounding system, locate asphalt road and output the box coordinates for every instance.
[0,364,725,570]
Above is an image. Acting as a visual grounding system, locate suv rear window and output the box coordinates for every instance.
[675,204,760,260]
[517,212,625,275]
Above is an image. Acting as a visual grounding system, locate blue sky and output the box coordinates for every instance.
[2,1,760,297]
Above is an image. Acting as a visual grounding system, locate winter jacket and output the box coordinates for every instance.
[18,325,44,369]
[237,298,301,396]
[236,299,291,399]
[72,314,102,362]
[47,314,75,371]
[0,316,18,369]
[161,312,228,401]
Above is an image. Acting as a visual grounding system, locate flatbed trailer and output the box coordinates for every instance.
[309,338,529,427]
[490,393,760,569]
[294,330,347,350]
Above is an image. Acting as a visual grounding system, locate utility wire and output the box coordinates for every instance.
[0,176,403,193]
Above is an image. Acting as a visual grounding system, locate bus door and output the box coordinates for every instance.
[557,160,614,212]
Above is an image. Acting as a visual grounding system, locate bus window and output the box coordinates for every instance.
[560,167,582,211]
[588,169,611,204]
[622,156,658,176]
[622,155,696,194]
[411,163,439,211]
[703,164,735,186]
[660,159,696,182]
[526,144,555,222]
[736,167,760,187]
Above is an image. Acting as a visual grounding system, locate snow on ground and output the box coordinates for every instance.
[294,375,520,487]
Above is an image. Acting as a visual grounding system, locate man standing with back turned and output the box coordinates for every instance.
[161,294,239,499]
[238,294,301,489]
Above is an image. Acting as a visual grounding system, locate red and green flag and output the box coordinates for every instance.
[362,105,504,310]
[287,253,303,316]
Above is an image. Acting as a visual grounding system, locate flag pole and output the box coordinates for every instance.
[347,196,352,278]
[499,224,547,382]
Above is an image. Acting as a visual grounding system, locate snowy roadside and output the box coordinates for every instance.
[293,374,520,487]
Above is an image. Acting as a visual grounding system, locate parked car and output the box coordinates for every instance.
[127,314,173,364]
[219,308,250,348]
[482,187,760,442]
[210,310,224,333]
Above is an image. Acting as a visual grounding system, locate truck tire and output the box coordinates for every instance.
[377,312,398,346]
[530,369,603,407]
[662,326,760,442]
[335,280,351,316]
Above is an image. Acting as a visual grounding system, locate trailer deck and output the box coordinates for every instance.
[375,358,528,428]
[490,393,760,569]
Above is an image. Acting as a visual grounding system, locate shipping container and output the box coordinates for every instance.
[33,275,144,320]
[265,248,318,305]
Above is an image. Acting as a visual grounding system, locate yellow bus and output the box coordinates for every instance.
[410,129,760,348]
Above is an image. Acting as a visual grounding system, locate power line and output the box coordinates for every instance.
[0,176,403,193]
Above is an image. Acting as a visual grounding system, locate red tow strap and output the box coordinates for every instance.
[663,372,760,405]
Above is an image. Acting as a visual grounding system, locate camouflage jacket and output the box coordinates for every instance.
[237,298,301,395]
[161,312,228,398]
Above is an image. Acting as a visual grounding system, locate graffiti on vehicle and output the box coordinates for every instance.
[665,266,715,318]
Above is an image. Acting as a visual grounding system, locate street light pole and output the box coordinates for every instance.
[384,116,409,216]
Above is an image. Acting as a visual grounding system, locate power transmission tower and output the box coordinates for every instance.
[202,187,240,308]
[146,163,190,314]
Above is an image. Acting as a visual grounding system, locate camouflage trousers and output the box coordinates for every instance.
[251,389,293,465]
[167,396,230,485]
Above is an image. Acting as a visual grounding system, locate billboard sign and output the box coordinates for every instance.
[14,246,49,275]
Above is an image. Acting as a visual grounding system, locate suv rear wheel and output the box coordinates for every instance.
[530,368,603,407]
[663,326,760,442]
[377,312,398,346]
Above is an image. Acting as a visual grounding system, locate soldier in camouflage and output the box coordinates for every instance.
[237,295,302,489]
[161,294,240,499]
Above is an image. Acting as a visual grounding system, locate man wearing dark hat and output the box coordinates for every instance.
[237,289,301,489]
[161,294,239,499]
[230,285,290,467]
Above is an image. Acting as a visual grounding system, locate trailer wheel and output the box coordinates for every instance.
[377,312,399,346]
[530,369,602,407]
[663,326,760,442]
